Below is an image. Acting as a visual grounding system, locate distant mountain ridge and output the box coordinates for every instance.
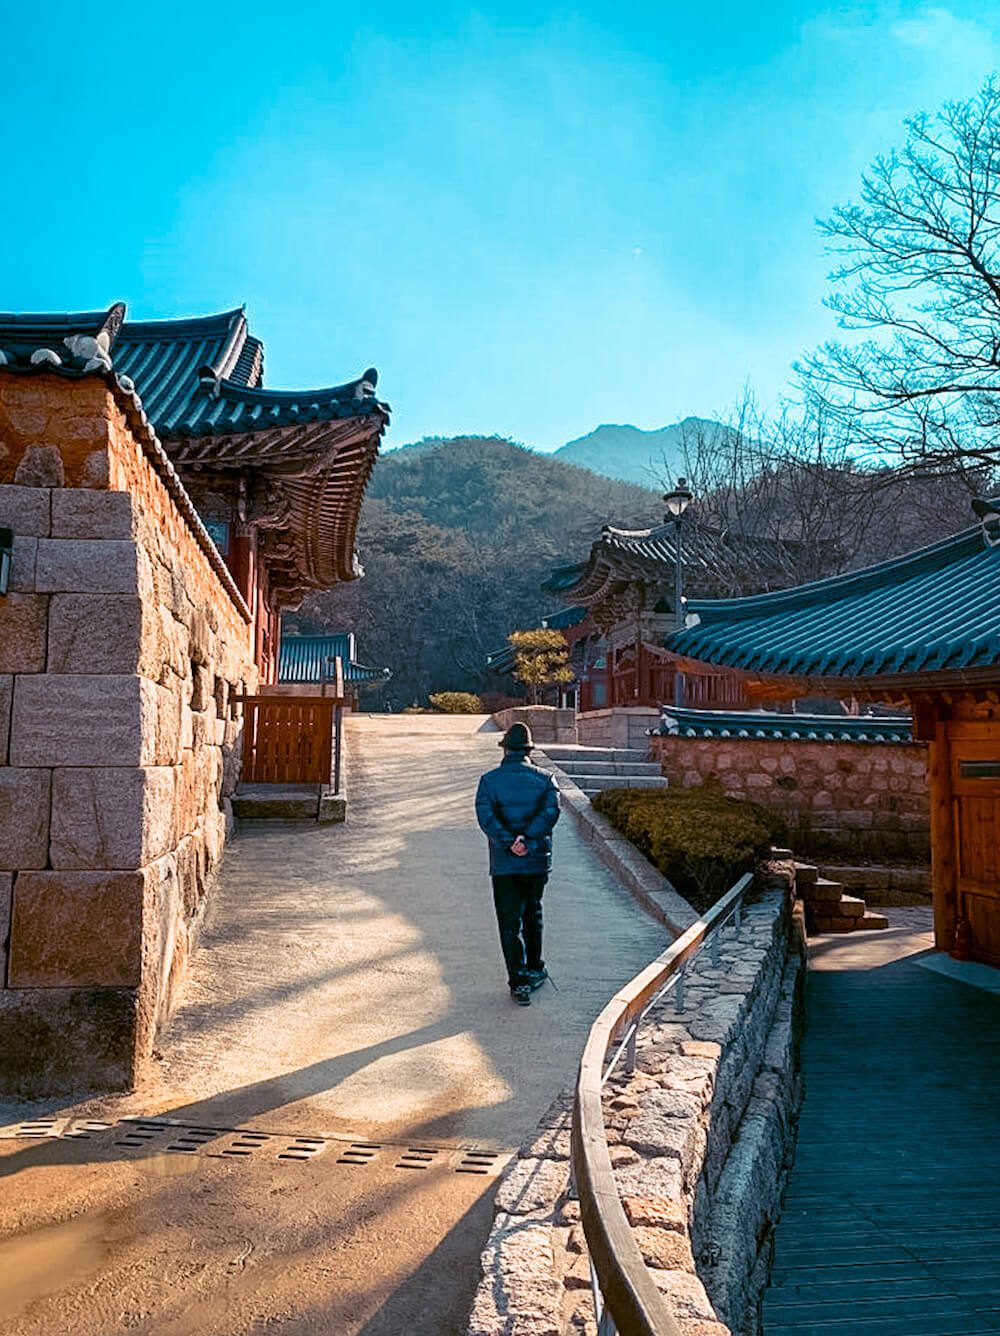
[554,418,729,487]
[390,419,731,487]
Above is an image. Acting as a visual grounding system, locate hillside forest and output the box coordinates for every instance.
[288,428,989,710]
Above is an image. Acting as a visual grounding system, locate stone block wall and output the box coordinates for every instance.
[491,706,578,745]
[0,375,257,1095]
[467,886,804,1336]
[577,707,661,751]
[651,733,929,862]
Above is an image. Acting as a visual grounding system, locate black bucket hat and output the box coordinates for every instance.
[500,722,534,751]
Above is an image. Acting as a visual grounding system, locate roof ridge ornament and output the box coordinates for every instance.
[62,301,126,372]
[972,496,1000,548]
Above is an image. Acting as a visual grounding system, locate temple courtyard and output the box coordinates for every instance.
[0,715,666,1335]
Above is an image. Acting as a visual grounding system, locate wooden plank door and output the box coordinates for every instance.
[949,730,1000,966]
[242,696,335,785]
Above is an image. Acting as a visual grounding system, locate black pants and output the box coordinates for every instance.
[492,874,546,988]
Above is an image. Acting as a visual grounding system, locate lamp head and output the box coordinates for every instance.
[664,477,693,520]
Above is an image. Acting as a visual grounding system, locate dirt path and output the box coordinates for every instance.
[0,715,666,1335]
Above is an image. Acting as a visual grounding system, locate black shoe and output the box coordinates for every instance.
[524,969,547,991]
[511,985,531,1007]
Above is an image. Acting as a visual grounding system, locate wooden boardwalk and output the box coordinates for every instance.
[764,911,1000,1336]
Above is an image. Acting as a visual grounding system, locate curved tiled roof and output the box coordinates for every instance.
[541,605,587,631]
[542,519,795,607]
[278,634,391,685]
[656,706,913,743]
[667,515,1000,691]
[0,304,389,599]
[0,308,385,436]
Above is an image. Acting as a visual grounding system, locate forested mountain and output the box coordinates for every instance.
[288,437,659,708]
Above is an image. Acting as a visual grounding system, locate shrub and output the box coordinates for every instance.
[592,781,786,913]
[428,691,485,714]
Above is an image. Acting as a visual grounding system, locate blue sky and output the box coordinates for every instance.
[2,2,998,449]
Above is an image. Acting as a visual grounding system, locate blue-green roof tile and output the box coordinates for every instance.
[667,514,1000,691]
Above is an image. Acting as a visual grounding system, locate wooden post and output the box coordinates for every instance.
[926,701,958,953]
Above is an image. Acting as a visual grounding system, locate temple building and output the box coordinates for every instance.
[543,514,787,710]
[278,632,391,704]
[666,504,1000,968]
[0,304,389,680]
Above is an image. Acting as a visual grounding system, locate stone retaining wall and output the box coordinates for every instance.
[0,375,257,1095]
[651,733,929,862]
[492,706,578,744]
[577,706,660,751]
[467,884,804,1336]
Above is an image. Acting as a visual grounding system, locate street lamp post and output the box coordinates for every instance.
[664,478,693,708]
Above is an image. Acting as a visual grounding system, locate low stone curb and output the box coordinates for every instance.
[467,885,804,1336]
[536,752,698,936]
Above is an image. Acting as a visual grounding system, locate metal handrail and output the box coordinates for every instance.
[571,872,755,1336]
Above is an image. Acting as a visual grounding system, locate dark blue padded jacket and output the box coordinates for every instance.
[475,754,561,876]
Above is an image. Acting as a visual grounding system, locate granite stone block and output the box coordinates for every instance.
[51,488,136,540]
[0,987,139,1097]
[9,870,144,987]
[0,484,51,536]
[10,673,156,766]
[0,872,12,965]
[0,768,51,870]
[35,538,141,595]
[9,534,38,592]
[0,593,48,673]
[47,594,143,674]
[49,767,176,869]
[0,675,11,763]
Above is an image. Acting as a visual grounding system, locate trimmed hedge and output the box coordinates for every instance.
[592,782,786,913]
[428,691,485,714]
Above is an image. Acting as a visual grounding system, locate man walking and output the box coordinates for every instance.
[475,722,560,1006]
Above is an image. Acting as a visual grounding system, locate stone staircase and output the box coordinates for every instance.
[795,860,889,934]
[538,745,668,798]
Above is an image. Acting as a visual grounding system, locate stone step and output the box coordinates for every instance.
[233,786,319,821]
[574,774,669,793]
[800,877,844,903]
[542,746,648,764]
[861,910,890,930]
[794,863,819,886]
[838,894,867,919]
[810,915,859,933]
[552,760,662,778]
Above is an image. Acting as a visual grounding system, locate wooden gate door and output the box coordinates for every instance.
[949,725,1000,966]
[242,696,335,785]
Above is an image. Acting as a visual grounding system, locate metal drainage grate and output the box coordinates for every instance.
[457,1150,504,1175]
[1,1118,510,1177]
[336,1141,381,1166]
[395,1146,440,1170]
